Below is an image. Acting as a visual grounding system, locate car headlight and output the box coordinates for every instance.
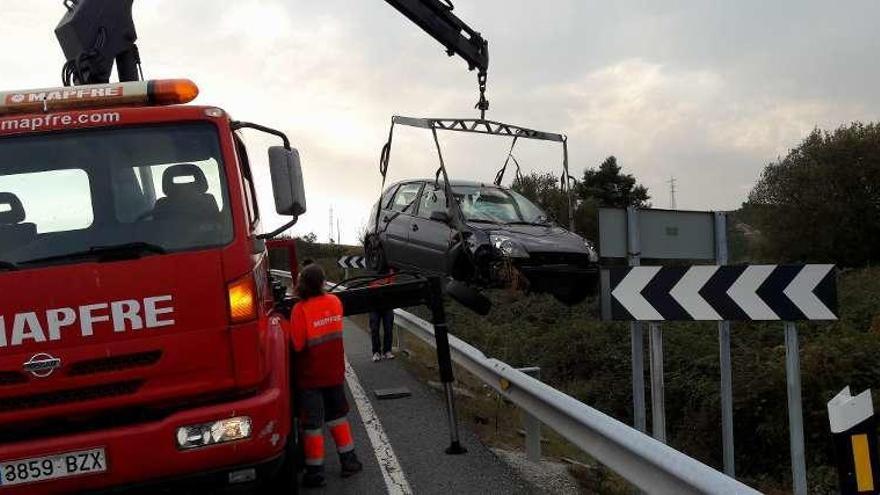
[490,234,529,258]
[584,239,599,263]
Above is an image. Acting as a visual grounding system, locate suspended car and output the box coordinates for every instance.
[365,116,600,306]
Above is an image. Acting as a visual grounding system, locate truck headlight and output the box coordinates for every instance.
[176,416,252,450]
[490,234,529,258]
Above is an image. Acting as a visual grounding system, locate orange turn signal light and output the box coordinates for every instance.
[150,79,199,106]
[228,273,258,324]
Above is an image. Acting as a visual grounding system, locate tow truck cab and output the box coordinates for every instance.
[0,80,304,493]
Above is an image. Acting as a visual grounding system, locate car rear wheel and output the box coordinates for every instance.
[364,235,388,272]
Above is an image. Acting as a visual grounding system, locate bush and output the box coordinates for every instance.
[436,268,880,492]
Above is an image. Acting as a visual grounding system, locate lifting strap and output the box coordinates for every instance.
[373,120,397,236]
[493,136,520,186]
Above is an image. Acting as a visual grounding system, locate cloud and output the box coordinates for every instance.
[529,59,871,209]
[2,1,879,241]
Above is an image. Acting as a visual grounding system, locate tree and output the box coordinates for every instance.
[511,156,650,240]
[743,122,880,267]
[301,232,318,244]
[511,172,570,225]
[578,156,650,208]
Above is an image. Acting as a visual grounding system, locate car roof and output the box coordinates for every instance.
[386,178,508,190]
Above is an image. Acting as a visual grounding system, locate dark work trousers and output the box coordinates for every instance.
[297,385,354,469]
[369,309,394,354]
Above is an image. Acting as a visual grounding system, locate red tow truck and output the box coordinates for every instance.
[0,79,305,493]
[0,0,493,492]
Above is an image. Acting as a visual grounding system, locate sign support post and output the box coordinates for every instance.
[649,322,666,442]
[715,212,735,477]
[626,207,647,433]
[785,321,808,495]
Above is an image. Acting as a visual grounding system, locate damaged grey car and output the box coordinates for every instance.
[365,179,599,305]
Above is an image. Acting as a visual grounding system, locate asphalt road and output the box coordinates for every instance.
[301,319,534,495]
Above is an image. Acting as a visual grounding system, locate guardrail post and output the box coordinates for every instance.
[517,367,542,462]
[785,321,808,495]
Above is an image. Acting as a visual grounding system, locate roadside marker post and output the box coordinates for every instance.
[828,387,879,494]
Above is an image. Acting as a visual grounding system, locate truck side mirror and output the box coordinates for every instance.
[268,146,306,216]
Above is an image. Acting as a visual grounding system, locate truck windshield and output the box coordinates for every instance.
[0,122,233,268]
[452,185,548,225]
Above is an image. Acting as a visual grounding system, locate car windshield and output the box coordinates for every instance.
[0,122,233,268]
[452,185,549,224]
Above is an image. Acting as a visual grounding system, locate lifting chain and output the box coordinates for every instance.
[475,70,489,120]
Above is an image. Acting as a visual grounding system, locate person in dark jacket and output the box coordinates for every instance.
[368,269,396,362]
[290,264,362,487]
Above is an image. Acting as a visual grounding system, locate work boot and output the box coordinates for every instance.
[339,451,363,478]
[302,466,326,488]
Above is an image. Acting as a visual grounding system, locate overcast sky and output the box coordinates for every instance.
[5,1,879,243]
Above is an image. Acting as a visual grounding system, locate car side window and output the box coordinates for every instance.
[382,185,399,210]
[390,183,423,214]
[418,184,447,219]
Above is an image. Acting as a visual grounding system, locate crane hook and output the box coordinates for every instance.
[475,70,489,120]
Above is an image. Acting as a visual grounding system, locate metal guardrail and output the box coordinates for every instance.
[270,270,760,494]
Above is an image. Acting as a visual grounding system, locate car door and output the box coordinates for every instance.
[409,182,454,274]
[381,182,424,268]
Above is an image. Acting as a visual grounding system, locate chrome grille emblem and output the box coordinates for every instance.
[23,353,62,378]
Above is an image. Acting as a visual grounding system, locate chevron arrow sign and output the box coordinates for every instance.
[602,264,838,321]
[337,255,367,269]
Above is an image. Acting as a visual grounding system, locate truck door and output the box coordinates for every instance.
[382,182,423,268]
[409,183,453,274]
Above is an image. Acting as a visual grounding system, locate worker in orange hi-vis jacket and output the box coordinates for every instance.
[290,264,363,488]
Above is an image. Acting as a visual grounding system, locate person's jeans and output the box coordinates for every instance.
[369,310,394,354]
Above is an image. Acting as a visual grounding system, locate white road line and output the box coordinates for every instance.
[345,358,413,495]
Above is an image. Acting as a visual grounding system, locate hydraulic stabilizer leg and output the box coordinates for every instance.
[428,276,467,455]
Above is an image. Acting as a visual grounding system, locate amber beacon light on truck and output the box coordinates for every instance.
[0,79,199,116]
